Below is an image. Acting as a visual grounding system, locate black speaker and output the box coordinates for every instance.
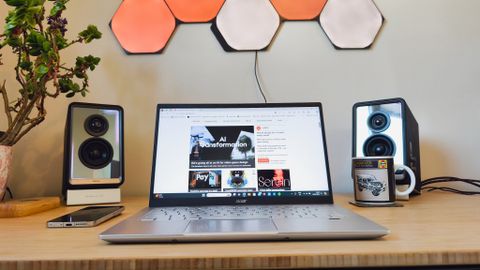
[353,98,421,195]
[62,102,124,205]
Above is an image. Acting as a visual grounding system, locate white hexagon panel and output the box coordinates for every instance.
[319,0,384,49]
[212,0,280,51]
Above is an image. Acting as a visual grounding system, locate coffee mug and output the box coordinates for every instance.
[352,156,415,205]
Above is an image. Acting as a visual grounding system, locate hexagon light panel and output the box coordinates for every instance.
[111,0,176,54]
[213,0,280,51]
[319,0,384,49]
[165,0,225,23]
[270,0,327,21]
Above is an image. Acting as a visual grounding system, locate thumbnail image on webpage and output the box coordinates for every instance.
[186,125,293,194]
[188,170,222,192]
[257,169,291,191]
[223,169,257,192]
[189,126,255,169]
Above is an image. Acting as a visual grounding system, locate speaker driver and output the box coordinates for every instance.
[78,138,114,169]
[84,114,109,137]
[363,134,396,156]
[367,111,390,132]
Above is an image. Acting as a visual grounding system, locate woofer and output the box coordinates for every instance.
[78,138,114,169]
[363,134,396,156]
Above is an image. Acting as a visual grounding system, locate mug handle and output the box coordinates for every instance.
[394,164,416,197]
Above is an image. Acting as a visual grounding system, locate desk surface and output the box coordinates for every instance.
[1,192,480,269]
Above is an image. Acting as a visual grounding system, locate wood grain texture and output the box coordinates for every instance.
[0,196,60,218]
[0,192,479,269]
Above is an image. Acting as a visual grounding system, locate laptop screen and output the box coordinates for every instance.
[149,103,333,206]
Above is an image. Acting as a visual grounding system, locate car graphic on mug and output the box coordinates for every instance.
[356,174,386,196]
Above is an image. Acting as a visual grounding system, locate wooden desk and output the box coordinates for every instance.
[1,192,479,269]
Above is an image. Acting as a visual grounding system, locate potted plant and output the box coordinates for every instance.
[0,0,102,200]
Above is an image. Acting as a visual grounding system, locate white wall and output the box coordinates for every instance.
[1,0,480,198]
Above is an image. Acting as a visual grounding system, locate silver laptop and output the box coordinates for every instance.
[100,103,389,243]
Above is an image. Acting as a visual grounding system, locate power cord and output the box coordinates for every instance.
[421,176,480,195]
[254,51,267,103]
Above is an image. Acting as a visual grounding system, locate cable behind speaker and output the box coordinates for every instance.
[421,176,480,195]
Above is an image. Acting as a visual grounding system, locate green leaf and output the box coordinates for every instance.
[24,6,42,27]
[53,33,67,49]
[85,55,100,70]
[58,78,71,93]
[74,70,84,79]
[5,21,18,32]
[78,25,102,43]
[13,6,37,28]
[4,11,19,34]
[6,37,22,47]
[29,0,45,6]
[3,1,45,35]
[26,31,47,56]
[47,50,58,61]
[5,0,26,7]
[75,56,85,66]
[42,40,51,52]
[76,55,101,71]
[35,64,49,77]
[49,1,65,16]
[5,10,21,32]
[25,82,35,93]
[19,60,33,70]
[72,82,80,91]
[66,92,75,98]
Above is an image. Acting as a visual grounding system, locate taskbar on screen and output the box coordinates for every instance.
[154,190,330,199]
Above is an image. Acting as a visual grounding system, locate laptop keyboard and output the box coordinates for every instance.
[141,205,343,221]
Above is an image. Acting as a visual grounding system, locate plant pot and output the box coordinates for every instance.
[0,145,13,200]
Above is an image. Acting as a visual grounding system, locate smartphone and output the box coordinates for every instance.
[47,205,124,228]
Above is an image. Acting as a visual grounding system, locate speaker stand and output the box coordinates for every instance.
[66,188,121,206]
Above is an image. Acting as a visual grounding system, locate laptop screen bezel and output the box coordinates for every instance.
[148,103,334,207]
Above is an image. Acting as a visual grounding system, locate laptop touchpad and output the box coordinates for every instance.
[184,218,278,234]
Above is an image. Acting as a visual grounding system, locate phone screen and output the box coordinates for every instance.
[50,206,123,222]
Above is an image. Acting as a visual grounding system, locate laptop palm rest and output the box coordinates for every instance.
[184,218,278,235]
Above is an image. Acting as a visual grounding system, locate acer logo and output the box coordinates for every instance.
[235,199,247,204]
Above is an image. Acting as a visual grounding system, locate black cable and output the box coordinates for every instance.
[422,177,480,188]
[421,176,480,195]
[254,51,267,103]
[422,186,480,195]
[422,176,480,183]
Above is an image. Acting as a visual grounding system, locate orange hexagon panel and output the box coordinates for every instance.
[110,0,176,54]
[212,0,280,51]
[270,0,327,21]
[319,0,384,49]
[165,0,225,23]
